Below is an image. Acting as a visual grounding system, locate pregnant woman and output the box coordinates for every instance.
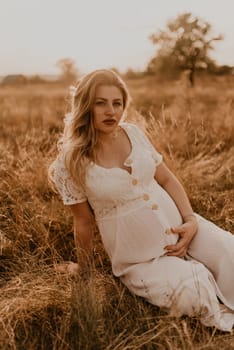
[49,69,234,332]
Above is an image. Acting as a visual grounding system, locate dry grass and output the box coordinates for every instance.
[0,74,233,349]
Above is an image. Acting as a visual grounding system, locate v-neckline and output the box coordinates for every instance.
[92,123,134,175]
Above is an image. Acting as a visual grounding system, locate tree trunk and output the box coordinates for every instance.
[189,68,195,87]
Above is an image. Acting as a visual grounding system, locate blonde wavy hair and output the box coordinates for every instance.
[50,69,131,189]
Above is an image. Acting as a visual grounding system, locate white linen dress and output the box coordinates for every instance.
[51,122,234,332]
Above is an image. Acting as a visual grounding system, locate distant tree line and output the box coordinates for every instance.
[1,58,79,86]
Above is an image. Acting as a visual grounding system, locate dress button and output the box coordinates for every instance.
[125,158,133,165]
[152,203,158,210]
[165,228,172,235]
[132,178,138,185]
[143,193,150,201]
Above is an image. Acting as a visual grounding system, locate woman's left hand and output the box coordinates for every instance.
[164,219,198,258]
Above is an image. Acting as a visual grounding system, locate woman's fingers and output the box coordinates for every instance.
[166,247,187,257]
[165,240,187,257]
[54,262,79,275]
[171,225,185,234]
[165,236,186,251]
[165,236,188,255]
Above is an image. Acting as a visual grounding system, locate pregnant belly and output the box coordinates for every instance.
[98,205,180,276]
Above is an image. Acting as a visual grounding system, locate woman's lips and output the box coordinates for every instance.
[103,119,116,125]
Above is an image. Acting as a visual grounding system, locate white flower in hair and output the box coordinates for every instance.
[69,85,76,97]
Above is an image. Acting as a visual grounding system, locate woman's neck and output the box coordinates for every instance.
[96,126,121,146]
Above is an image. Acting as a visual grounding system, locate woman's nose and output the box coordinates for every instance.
[105,103,115,115]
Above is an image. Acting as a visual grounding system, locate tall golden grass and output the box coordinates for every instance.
[0,74,233,349]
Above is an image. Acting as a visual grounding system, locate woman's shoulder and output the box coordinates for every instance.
[120,121,143,133]
[120,121,147,139]
[51,154,65,172]
[120,121,138,128]
[49,154,87,205]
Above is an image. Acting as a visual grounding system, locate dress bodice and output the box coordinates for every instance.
[51,122,163,220]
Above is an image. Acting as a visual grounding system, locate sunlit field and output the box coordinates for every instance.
[0,74,233,349]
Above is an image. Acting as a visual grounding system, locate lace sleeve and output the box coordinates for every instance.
[50,156,87,205]
[129,123,163,166]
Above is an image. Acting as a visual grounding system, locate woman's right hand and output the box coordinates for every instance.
[54,261,80,276]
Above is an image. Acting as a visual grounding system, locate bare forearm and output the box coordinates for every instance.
[155,163,197,256]
[162,175,194,220]
[74,221,95,270]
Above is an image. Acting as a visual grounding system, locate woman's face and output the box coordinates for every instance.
[92,85,124,134]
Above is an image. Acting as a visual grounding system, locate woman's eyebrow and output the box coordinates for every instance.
[95,97,122,101]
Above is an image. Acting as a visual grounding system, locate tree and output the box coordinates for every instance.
[56,58,78,83]
[148,13,223,85]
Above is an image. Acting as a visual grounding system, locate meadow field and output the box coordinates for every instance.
[0,74,233,349]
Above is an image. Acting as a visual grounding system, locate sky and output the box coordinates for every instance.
[0,0,234,76]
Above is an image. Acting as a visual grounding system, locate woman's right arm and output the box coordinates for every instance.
[69,201,96,273]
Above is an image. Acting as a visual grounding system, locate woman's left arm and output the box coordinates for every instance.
[155,162,198,257]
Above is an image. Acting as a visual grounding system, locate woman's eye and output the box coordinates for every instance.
[95,101,122,107]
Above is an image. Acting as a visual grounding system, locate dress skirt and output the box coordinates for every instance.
[97,191,234,332]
